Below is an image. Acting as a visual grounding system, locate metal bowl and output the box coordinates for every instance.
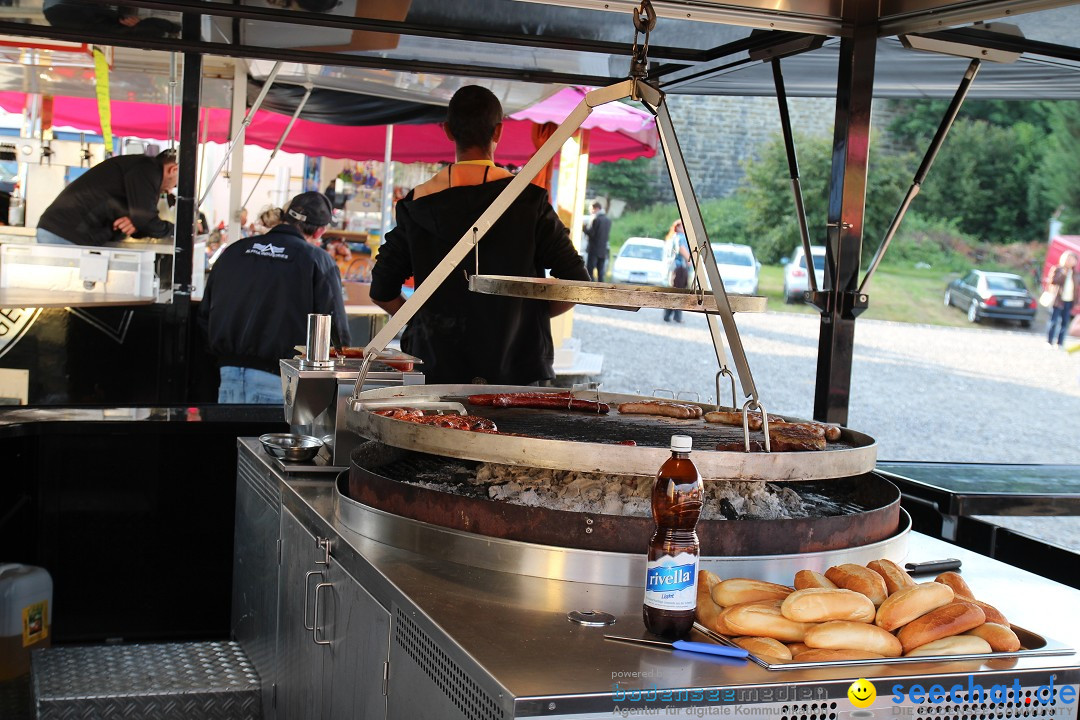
[260,433,324,462]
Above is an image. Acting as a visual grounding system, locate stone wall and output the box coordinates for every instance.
[645,95,904,201]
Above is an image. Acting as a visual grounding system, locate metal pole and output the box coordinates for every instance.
[168,53,177,149]
[380,125,394,237]
[196,61,281,209]
[771,57,816,294]
[243,83,313,212]
[812,4,876,425]
[648,89,758,404]
[859,59,981,294]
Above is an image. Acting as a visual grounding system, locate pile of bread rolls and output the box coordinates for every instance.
[695,560,1022,663]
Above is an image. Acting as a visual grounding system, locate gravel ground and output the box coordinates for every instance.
[571,305,1080,550]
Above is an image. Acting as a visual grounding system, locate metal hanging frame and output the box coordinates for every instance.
[355,3,762,420]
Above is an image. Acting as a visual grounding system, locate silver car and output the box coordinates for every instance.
[782,246,827,303]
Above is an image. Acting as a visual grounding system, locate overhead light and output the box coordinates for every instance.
[900,22,1022,64]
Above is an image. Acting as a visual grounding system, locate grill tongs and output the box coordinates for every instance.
[352,1,771,452]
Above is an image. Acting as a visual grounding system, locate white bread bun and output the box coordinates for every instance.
[695,569,726,634]
[971,600,1009,626]
[965,623,1021,652]
[875,582,955,632]
[825,564,888,606]
[897,601,986,653]
[934,571,975,600]
[711,578,792,606]
[733,636,792,661]
[804,620,903,657]
[721,600,815,642]
[781,588,876,623]
[794,570,837,590]
[904,635,992,657]
[867,559,917,595]
[786,642,810,656]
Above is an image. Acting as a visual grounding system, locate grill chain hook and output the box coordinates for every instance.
[629,0,656,81]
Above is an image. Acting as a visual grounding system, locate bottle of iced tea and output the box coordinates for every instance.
[643,434,704,639]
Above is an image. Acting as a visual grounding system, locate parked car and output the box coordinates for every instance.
[782,245,827,303]
[944,270,1038,326]
[610,237,672,285]
[698,243,761,294]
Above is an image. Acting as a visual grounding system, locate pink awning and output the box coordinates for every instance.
[0,88,656,165]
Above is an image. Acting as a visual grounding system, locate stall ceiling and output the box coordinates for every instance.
[0,0,1078,108]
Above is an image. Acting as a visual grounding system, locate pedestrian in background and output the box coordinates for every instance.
[583,201,611,282]
[664,219,691,323]
[1045,250,1078,348]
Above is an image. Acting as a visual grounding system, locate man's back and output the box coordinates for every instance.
[587,212,611,257]
[201,224,350,373]
[38,155,168,246]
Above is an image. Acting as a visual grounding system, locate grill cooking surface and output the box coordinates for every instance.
[451,399,859,451]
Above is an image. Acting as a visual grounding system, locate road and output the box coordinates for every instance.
[572,305,1080,550]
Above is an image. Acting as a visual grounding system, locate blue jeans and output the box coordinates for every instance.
[36,227,76,245]
[1047,301,1075,346]
[218,366,284,404]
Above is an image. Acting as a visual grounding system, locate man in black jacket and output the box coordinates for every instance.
[370,85,589,385]
[199,191,350,404]
[37,150,178,246]
[583,201,611,282]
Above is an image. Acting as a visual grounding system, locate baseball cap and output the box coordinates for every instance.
[285,191,333,226]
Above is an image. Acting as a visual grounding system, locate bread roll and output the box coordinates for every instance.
[972,600,1008,627]
[904,635,992,657]
[793,649,885,662]
[966,623,1021,653]
[825,564,888,606]
[804,621,903,657]
[712,578,792,607]
[875,582,954,632]
[733,636,792,661]
[934,572,975,600]
[786,642,810,656]
[722,600,815,642]
[897,601,986,653]
[781,588,875,623]
[867,559,917,595]
[695,569,726,634]
[794,570,837,590]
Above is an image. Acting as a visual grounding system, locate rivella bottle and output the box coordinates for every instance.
[643,434,704,639]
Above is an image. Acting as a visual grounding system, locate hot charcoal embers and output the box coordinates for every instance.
[349,442,898,557]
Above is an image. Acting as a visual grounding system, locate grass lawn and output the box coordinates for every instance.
[756,264,1003,328]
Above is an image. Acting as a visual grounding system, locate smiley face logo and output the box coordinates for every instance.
[848,678,876,708]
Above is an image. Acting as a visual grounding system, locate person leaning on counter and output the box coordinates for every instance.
[199,191,351,404]
[369,85,590,386]
[36,149,179,246]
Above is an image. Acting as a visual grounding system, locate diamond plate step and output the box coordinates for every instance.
[31,641,261,720]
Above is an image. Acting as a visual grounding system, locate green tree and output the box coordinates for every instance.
[912,119,1048,243]
[1033,101,1080,231]
[740,134,912,264]
[586,157,657,210]
[887,99,1055,147]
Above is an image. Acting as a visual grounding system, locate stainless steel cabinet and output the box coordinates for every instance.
[277,506,390,720]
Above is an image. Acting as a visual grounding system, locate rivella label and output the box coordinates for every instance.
[644,554,698,611]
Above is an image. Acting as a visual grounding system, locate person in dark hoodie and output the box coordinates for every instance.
[37,150,178,246]
[369,85,589,386]
[199,191,350,404]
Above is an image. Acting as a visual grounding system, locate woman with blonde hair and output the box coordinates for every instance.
[664,219,692,323]
[1045,251,1078,347]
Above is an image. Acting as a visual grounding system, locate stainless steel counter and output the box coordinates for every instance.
[240,439,1080,719]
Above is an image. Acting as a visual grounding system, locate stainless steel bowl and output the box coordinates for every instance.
[260,433,324,462]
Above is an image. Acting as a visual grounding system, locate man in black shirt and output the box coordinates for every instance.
[37,150,178,246]
[370,85,589,385]
[199,191,350,404]
[583,201,611,282]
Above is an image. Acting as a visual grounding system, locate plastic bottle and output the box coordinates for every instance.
[643,434,704,639]
[8,182,24,226]
[0,564,52,680]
